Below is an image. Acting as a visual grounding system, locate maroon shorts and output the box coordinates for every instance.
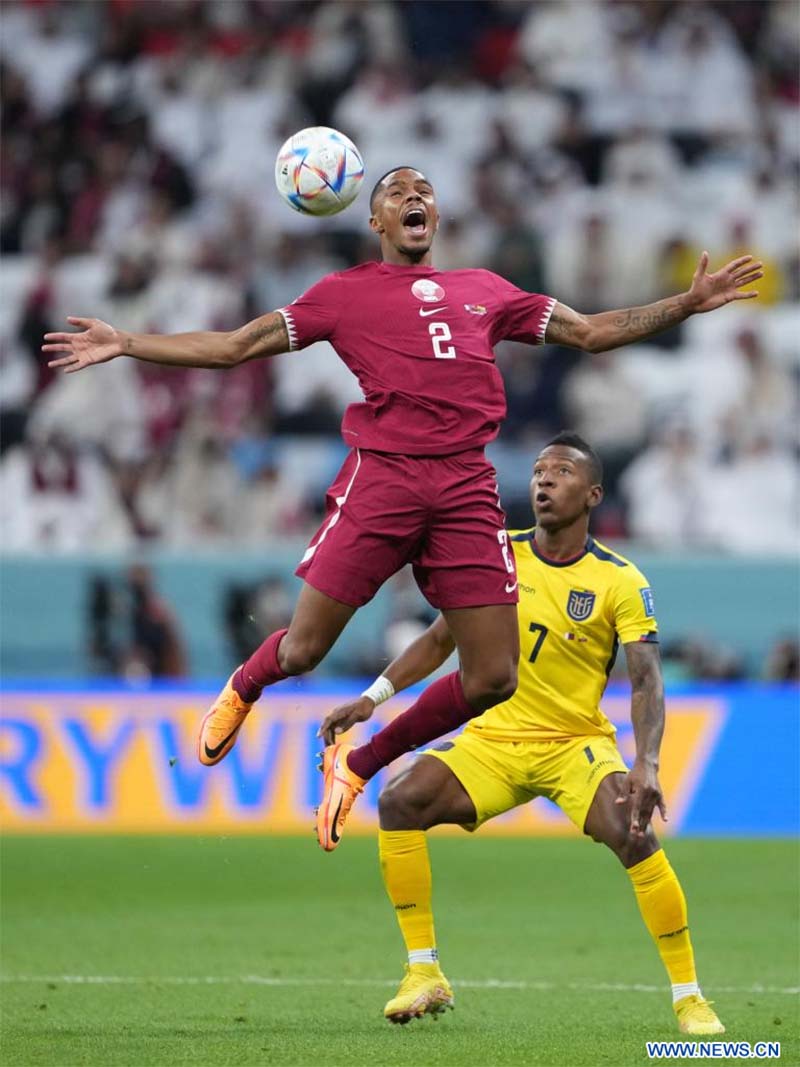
[295,448,518,610]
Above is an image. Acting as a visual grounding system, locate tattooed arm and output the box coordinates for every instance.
[544,251,763,353]
[43,311,291,374]
[616,641,668,838]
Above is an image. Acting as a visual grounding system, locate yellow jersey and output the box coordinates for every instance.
[467,529,659,741]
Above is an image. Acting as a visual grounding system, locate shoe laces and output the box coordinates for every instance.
[693,998,717,1019]
[223,686,249,715]
[682,996,717,1020]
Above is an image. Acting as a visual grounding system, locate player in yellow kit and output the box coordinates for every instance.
[319,432,725,1036]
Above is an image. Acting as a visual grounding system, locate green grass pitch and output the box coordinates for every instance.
[1,835,797,1066]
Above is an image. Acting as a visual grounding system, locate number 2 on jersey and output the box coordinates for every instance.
[528,622,549,663]
[429,322,456,359]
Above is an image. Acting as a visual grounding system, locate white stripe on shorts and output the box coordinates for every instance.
[300,449,362,565]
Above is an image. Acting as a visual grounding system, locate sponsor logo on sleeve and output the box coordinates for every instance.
[640,587,655,617]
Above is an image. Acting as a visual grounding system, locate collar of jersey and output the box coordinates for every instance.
[377,262,437,273]
[526,530,592,568]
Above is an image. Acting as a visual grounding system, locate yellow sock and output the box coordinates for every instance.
[379,829,437,961]
[628,849,697,991]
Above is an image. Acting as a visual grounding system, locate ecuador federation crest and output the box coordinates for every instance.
[566,589,596,622]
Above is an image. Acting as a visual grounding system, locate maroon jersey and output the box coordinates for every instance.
[279,262,555,455]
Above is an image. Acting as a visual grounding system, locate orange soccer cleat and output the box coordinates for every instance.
[315,743,366,851]
[197,672,253,766]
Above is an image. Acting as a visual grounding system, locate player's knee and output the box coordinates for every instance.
[462,662,517,711]
[278,633,329,675]
[599,825,659,868]
[378,780,428,831]
[620,829,659,868]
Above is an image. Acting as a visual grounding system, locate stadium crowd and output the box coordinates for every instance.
[1,0,798,556]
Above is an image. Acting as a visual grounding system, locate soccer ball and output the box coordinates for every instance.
[275,127,365,217]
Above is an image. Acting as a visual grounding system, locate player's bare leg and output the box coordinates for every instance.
[380,752,478,831]
[378,755,474,1022]
[316,604,518,848]
[441,603,520,710]
[585,774,724,1035]
[199,584,356,765]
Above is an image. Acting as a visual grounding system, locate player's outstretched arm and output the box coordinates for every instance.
[318,616,455,745]
[616,641,668,839]
[544,252,763,353]
[43,311,290,374]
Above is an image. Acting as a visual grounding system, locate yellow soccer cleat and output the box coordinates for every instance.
[315,743,365,851]
[674,994,725,1035]
[197,672,253,766]
[384,963,454,1025]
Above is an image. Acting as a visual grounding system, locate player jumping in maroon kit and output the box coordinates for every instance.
[43,167,762,849]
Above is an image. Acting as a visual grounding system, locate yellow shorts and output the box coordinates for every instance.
[425,729,628,832]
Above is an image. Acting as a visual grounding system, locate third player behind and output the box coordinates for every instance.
[319,432,725,1036]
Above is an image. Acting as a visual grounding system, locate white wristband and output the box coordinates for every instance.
[361,675,395,706]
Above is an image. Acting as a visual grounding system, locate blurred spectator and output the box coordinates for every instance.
[1,5,91,117]
[487,202,546,295]
[272,338,363,436]
[518,0,611,94]
[87,574,120,676]
[720,327,798,445]
[0,431,131,551]
[0,332,35,454]
[498,342,577,445]
[0,0,796,560]
[702,433,799,554]
[29,336,148,466]
[125,564,187,680]
[548,209,664,312]
[652,7,757,138]
[433,216,490,272]
[251,234,344,315]
[673,325,795,448]
[333,61,416,154]
[88,565,188,680]
[619,425,710,549]
[223,575,293,667]
[661,636,746,684]
[380,567,440,674]
[166,407,242,546]
[764,639,800,683]
[602,128,683,192]
[496,61,569,153]
[563,350,647,494]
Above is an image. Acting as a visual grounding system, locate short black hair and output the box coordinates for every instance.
[544,431,603,485]
[369,166,427,213]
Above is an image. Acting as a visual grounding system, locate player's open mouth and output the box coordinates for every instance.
[402,207,427,236]
[536,492,552,506]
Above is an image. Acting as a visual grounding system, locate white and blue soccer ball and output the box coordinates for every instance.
[275,126,365,217]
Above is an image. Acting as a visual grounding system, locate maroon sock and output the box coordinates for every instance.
[347,671,475,781]
[232,628,289,703]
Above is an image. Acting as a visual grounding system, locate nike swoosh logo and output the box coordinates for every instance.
[203,724,241,761]
[419,307,447,317]
[330,795,344,844]
[505,581,518,594]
